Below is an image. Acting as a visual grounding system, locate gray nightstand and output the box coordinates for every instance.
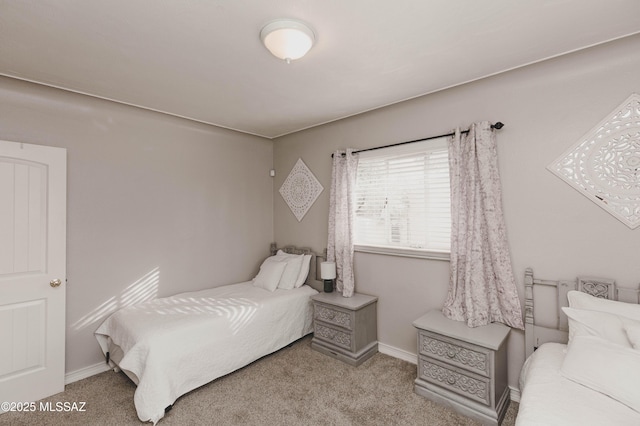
[311,292,378,366]
[413,310,510,426]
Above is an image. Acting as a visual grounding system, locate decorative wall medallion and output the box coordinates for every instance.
[548,93,640,229]
[279,158,323,222]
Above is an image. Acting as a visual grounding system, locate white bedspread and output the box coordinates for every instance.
[516,342,640,426]
[95,282,318,424]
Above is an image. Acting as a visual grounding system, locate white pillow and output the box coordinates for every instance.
[295,255,312,287]
[623,318,640,350]
[257,254,303,290]
[276,250,312,288]
[561,335,640,413]
[568,290,640,321]
[278,255,304,290]
[562,307,631,347]
[253,260,286,292]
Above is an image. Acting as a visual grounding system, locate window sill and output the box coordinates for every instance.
[354,245,450,261]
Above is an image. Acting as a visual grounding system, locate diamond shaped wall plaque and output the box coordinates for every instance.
[279,158,323,222]
[547,93,640,229]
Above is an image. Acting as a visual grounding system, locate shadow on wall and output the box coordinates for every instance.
[70,267,160,331]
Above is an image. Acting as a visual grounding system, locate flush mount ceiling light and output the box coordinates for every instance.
[260,19,315,64]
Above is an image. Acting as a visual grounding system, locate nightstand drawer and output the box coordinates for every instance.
[418,356,490,406]
[314,322,353,351]
[314,303,353,331]
[419,331,490,377]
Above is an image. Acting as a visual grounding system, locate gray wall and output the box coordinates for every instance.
[273,34,640,389]
[0,77,274,373]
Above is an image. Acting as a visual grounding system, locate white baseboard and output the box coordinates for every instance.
[378,342,521,403]
[509,386,521,403]
[65,362,111,385]
[378,342,417,364]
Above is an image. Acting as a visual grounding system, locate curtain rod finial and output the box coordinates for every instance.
[492,122,504,130]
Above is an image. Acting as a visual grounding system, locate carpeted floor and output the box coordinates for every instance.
[1,336,518,425]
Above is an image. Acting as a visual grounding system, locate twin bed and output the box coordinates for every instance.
[95,245,323,424]
[517,268,640,425]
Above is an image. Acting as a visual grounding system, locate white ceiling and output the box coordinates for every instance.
[2,1,640,139]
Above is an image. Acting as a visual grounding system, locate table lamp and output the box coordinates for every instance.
[320,261,336,293]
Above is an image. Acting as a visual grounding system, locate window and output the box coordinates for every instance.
[354,137,451,258]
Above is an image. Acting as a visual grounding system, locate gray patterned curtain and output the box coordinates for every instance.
[327,149,358,297]
[442,122,524,329]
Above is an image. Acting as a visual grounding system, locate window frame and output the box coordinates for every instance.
[353,137,451,261]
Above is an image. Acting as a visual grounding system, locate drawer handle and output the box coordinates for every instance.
[446,350,456,358]
[447,376,456,385]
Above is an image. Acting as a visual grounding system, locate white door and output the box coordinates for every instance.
[0,140,66,408]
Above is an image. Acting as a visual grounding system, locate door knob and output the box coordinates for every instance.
[50,279,62,288]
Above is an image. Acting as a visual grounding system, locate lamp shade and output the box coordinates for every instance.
[320,261,336,280]
[260,19,315,63]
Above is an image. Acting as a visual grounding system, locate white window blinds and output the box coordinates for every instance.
[354,137,451,254]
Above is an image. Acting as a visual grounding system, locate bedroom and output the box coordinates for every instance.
[1,1,640,424]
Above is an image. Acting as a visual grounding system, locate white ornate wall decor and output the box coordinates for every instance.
[547,93,640,229]
[279,158,323,222]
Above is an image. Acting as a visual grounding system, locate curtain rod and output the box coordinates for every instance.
[331,122,504,157]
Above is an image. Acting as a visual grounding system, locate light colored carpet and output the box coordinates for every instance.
[1,336,518,425]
